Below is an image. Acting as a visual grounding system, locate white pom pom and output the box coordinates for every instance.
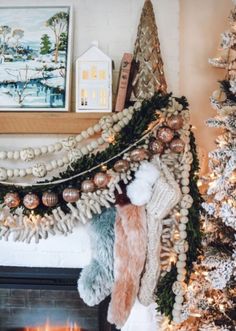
[135,161,160,186]
[127,179,152,206]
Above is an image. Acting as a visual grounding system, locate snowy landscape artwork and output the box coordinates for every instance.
[0,6,71,111]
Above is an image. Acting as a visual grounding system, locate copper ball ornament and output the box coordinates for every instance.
[81,179,95,193]
[4,192,20,208]
[157,127,174,143]
[63,187,80,203]
[94,172,109,188]
[23,193,40,210]
[148,139,164,154]
[42,191,58,207]
[114,159,130,173]
[170,138,185,153]
[167,115,184,130]
[130,148,149,162]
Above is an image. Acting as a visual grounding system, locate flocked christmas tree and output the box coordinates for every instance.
[128,0,167,101]
[175,4,236,331]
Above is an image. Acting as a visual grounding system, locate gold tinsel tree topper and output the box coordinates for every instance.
[129,0,167,101]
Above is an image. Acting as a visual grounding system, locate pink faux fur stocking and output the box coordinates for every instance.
[107,204,147,329]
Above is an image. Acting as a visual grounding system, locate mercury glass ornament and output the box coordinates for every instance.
[4,192,20,208]
[62,187,80,203]
[130,148,149,162]
[170,138,185,153]
[157,127,174,143]
[94,172,109,188]
[42,191,58,207]
[167,115,184,130]
[114,159,130,173]
[81,179,95,193]
[148,139,164,154]
[23,193,40,210]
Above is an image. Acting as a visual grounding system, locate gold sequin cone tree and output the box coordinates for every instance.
[129,0,167,101]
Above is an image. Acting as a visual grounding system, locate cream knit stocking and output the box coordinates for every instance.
[138,156,181,306]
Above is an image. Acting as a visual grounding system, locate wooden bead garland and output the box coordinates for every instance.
[0,106,136,181]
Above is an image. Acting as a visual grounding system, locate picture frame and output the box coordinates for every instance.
[0,5,72,111]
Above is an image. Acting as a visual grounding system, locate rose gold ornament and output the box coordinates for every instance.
[170,138,185,153]
[114,159,130,173]
[148,139,164,154]
[81,179,95,193]
[94,172,109,188]
[4,192,20,208]
[130,148,149,162]
[42,191,58,207]
[167,115,184,130]
[157,127,174,143]
[62,187,80,203]
[23,193,40,210]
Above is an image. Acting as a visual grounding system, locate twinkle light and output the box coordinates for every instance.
[207,297,213,304]
[219,304,225,312]
[197,180,203,187]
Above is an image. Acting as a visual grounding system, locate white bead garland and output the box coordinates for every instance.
[0,106,133,166]
[154,100,195,324]
[0,107,136,180]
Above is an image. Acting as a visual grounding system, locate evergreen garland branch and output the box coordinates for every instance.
[186,130,203,273]
[156,130,202,320]
[156,266,177,319]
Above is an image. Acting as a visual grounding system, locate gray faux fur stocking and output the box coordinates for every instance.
[78,207,116,306]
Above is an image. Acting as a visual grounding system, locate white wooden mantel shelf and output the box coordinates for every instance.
[0,112,108,134]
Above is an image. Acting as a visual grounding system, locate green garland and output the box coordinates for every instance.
[156,130,202,320]
[0,92,189,216]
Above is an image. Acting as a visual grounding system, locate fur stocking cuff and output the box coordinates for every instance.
[107,204,147,329]
[78,207,116,306]
[126,161,161,206]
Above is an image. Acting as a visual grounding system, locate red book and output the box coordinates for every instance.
[115,53,133,112]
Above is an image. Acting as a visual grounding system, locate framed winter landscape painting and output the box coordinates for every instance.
[0,5,72,111]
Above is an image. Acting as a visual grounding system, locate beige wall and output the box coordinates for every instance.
[180,0,233,173]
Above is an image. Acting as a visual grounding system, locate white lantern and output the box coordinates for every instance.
[76,42,112,112]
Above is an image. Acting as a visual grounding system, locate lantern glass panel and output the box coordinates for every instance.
[82,70,89,80]
[99,70,106,80]
[91,65,97,79]
[100,88,107,107]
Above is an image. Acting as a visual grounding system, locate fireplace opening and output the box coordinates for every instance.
[0,267,115,331]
